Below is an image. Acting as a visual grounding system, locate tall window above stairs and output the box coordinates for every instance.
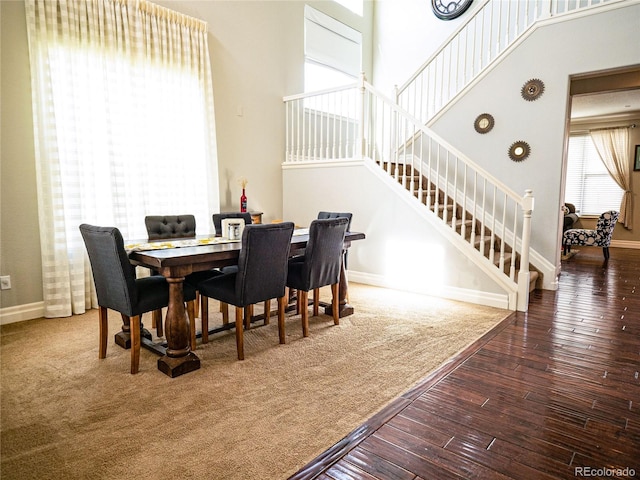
[333,0,363,16]
[304,5,362,92]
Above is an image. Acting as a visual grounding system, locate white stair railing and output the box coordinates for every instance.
[396,0,621,124]
[284,77,534,310]
[284,83,361,162]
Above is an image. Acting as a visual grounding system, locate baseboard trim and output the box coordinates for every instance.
[611,240,640,249]
[347,270,511,310]
[0,301,45,325]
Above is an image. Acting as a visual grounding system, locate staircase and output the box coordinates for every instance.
[385,161,539,294]
[282,0,622,311]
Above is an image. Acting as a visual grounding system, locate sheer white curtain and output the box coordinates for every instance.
[25,0,220,317]
[590,127,633,230]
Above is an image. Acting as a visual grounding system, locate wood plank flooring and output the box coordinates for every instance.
[290,247,640,479]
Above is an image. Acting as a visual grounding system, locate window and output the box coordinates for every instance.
[565,135,623,215]
[333,0,363,16]
[304,61,356,92]
[304,6,362,93]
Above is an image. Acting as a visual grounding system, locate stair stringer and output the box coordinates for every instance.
[364,157,519,310]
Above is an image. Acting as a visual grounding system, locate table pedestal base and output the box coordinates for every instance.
[115,328,152,349]
[157,353,200,378]
[323,303,354,318]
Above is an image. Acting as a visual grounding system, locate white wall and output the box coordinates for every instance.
[0,1,42,312]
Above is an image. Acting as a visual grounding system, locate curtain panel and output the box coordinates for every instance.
[25,0,220,317]
[589,127,633,230]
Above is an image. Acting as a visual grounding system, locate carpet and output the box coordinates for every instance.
[1,283,510,480]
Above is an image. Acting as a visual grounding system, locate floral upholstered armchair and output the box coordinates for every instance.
[562,210,620,260]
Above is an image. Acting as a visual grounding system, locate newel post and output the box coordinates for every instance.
[516,189,534,312]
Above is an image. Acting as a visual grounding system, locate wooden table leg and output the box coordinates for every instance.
[157,277,200,377]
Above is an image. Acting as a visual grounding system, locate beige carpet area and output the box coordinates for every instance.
[1,283,510,480]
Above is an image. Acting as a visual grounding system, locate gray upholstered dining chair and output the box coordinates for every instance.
[79,224,197,374]
[286,217,349,338]
[196,222,295,360]
[145,214,196,240]
[317,211,352,267]
[317,211,352,229]
[208,212,254,326]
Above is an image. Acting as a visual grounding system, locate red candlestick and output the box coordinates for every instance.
[240,188,247,213]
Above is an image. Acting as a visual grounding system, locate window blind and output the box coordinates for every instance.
[304,5,361,78]
[565,135,624,215]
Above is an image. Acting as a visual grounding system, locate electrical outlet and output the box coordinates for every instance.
[0,276,11,290]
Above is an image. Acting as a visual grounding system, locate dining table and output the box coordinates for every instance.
[125,229,365,377]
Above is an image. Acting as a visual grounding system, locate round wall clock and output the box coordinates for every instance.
[474,113,494,134]
[431,0,474,20]
[509,141,531,162]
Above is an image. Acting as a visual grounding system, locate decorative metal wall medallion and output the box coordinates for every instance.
[521,78,545,101]
[474,113,494,134]
[431,0,474,20]
[509,141,531,162]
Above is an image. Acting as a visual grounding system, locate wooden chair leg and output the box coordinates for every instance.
[300,290,309,337]
[278,295,286,344]
[235,306,244,360]
[221,302,229,325]
[244,305,252,330]
[99,306,108,359]
[187,300,196,351]
[130,314,141,374]
[313,288,320,316]
[201,294,209,343]
[152,309,163,337]
[331,283,339,325]
[603,247,610,260]
[264,299,271,325]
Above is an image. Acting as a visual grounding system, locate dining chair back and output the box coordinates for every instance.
[145,214,196,240]
[212,212,253,236]
[317,211,352,230]
[79,224,197,373]
[317,211,352,267]
[286,217,349,337]
[196,222,295,360]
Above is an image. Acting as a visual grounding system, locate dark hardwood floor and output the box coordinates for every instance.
[290,246,640,479]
